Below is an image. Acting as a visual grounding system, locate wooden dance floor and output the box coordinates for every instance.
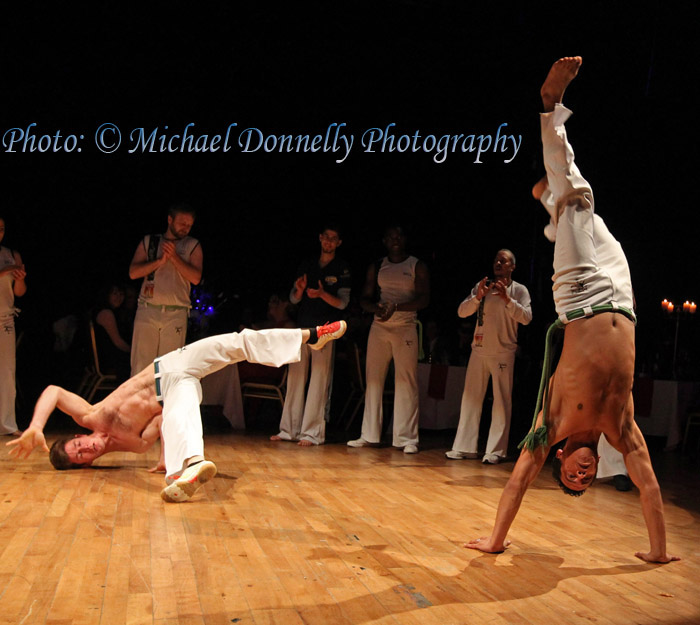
[1,428,698,625]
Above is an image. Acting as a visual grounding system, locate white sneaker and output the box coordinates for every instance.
[482,454,501,465]
[445,450,479,460]
[403,444,418,454]
[160,460,217,503]
[347,438,370,447]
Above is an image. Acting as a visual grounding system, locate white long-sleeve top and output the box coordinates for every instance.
[458,279,532,356]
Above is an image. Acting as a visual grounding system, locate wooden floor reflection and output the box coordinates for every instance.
[0,427,698,625]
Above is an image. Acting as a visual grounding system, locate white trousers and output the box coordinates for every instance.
[361,322,419,447]
[542,104,634,319]
[276,341,335,444]
[156,328,302,478]
[451,351,515,458]
[0,316,18,434]
[543,106,631,478]
[131,304,189,376]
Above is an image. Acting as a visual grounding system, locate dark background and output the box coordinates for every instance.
[4,1,698,419]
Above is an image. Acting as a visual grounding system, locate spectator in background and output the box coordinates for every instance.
[446,249,532,464]
[348,224,430,454]
[0,216,27,435]
[252,293,296,331]
[92,283,131,382]
[238,292,297,389]
[271,225,351,446]
[118,283,138,341]
[128,203,203,375]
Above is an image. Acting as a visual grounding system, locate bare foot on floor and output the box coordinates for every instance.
[541,56,582,112]
[297,440,314,447]
[270,435,283,441]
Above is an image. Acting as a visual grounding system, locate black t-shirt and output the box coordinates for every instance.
[295,256,351,326]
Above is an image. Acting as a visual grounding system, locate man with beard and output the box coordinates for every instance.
[128,203,203,375]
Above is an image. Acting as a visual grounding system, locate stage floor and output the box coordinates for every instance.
[1,428,698,625]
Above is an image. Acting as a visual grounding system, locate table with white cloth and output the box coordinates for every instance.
[417,362,466,429]
[200,363,245,429]
[634,377,700,450]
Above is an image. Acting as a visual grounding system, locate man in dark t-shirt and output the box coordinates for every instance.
[270,224,351,445]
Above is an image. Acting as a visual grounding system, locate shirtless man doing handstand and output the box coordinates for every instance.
[7,322,346,502]
[466,57,678,563]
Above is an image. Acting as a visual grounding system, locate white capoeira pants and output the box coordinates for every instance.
[541,104,635,320]
[276,341,335,444]
[361,321,419,447]
[451,351,515,458]
[0,314,18,434]
[155,328,302,478]
[131,303,189,376]
[542,106,632,478]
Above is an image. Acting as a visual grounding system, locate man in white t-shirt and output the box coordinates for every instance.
[348,225,430,454]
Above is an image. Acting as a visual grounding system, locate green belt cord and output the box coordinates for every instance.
[518,304,636,453]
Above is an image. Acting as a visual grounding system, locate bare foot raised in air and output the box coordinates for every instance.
[541,56,582,112]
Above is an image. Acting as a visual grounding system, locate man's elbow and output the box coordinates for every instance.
[457,299,476,318]
[504,473,530,497]
[637,479,662,502]
[336,289,351,310]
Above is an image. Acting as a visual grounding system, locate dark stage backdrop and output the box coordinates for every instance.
[4,2,697,403]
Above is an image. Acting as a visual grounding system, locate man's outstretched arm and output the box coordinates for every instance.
[466,446,548,553]
[620,420,680,563]
[6,386,92,459]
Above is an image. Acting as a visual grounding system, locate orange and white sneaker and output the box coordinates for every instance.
[160,460,217,503]
[310,320,347,351]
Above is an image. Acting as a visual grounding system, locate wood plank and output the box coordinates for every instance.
[0,431,697,625]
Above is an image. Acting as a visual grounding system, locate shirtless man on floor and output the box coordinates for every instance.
[466,57,678,564]
[7,322,346,503]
